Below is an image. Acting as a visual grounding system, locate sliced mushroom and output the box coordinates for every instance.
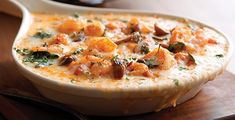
[115,32,142,45]
[152,34,171,41]
[114,35,132,45]
[187,53,196,66]
[70,32,86,42]
[131,24,140,33]
[154,23,169,36]
[159,43,169,49]
[59,55,76,66]
[112,58,125,79]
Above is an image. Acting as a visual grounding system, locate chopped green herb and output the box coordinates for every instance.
[72,12,80,18]
[112,55,123,66]
[125,77,130,80]
[72,48,84,55]
[179,67,188,71]
[33,31,52,39]
[124,57,137,61]
[140,43,150,54]
[173,79,179,86]
[144,59,158,68]
[131,58,137,61]
[15,48,31,55]
[187,23,197,32]
[137,58,159,68]
[111,55,119,61]
[49,54,60,59]
[22,51,59,67]
[168,42,185,53]
[94,54,102,58]
[87,19,92,22]
[71,79,77,84]
[215,54,224,58]
[123,57,137,65]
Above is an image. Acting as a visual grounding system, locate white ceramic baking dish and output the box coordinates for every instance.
[9,0,233,116]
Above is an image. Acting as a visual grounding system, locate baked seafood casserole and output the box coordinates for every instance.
[13,12,230,115]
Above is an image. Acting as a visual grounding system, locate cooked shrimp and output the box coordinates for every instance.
[140,24,153,34]
[53,33,69,45]
[84,21,105,37]
[143,47,176,70]
[174,52,196,66]
[85,37,117,52]
[31,46,47,52]
[170,26,192,44]
[79,55,103,64]
[194,28,217,45]
[127,62,153,77]
[90,60,112,76]
[106,21,126,30]
[47,44,64,54]
[58,19,84,34]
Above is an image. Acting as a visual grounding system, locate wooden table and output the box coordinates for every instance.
[1,1,235,120]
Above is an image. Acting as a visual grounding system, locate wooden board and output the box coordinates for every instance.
[0,12,235,120]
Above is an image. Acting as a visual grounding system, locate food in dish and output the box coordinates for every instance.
[13,12,228,105]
